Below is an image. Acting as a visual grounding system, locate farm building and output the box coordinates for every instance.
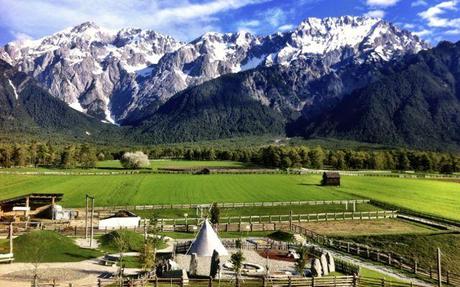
[321,172,340,186]
[98,210,141,229]
[0,193,63,219]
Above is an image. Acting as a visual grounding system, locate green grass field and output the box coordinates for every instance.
[0,231,101,262]
[0,174,356,207]
[0,169,459,221]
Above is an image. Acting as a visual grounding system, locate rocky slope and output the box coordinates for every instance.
[0,59,120,142]
[1,17,428,124]
[1,22,183,123]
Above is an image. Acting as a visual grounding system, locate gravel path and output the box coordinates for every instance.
[175,249,295,279]
[0,258,117,287]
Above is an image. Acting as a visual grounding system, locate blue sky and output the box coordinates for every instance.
[0,0,459,45]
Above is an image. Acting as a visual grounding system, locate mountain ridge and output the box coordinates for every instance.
[0,16,428,124]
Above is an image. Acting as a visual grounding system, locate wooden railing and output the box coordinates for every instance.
[90,199,370,212]
[290,224,460,286]
[92,275,428,287]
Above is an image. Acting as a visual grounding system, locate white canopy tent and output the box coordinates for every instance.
[186,219,228,256]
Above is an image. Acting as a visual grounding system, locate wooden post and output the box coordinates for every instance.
[288,276,292,287]
[437,248,442,287]
[90,196,94,248]
[8,223,13,255]
[85,195,89,239]
[446,270,450,285]
[263,276,267,287]
[413,260,418,274]
[388,253,392,265]
[353,274,357,287]
[311,276,315,287]
[289,210,293,231]
[208,276,213,287]
[381,279,385,287]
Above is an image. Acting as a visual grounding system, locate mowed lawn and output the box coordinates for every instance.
[0,173,459,221]
[0,174,354,207]
[338,176,460,221]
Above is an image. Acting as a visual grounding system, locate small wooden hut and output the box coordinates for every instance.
[321,172,340,186]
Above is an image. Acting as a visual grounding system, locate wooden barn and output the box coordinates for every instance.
[321,172,341,186]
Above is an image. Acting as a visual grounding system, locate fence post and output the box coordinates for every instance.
[388,253,392,265]
[311,276,315,287]
[446,270,450,285]
[353,274,357,287]
[413,260,418,274]
[208,276,213,287]
[97,279,101,287]
[288,276,292,287]
[381,278,385,287]
[263,276,267,287]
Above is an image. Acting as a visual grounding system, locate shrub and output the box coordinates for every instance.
[120,151,150,169]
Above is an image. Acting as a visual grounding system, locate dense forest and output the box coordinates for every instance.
[0,142,458,173]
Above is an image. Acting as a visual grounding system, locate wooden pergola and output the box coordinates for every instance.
[0,193,63,217]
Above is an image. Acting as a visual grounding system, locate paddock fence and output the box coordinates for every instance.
[89,200,370,213]
[290,224,460,286]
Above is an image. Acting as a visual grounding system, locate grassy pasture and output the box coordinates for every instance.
[0,169,459,221]
[0,173,356,207]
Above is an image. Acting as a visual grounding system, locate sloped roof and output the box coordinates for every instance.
[186,219,228,256]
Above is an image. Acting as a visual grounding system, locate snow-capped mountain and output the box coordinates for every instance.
[1,22,183,123]
[0,16,428,124]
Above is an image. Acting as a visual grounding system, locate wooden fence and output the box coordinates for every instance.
[290,224,460,286]
[91,275,428,287]
[90,199,370,212]
[155,210,398,232]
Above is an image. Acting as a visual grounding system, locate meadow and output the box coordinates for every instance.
[0,160,459,221]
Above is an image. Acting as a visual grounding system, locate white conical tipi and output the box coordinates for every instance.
[186,219,228,256]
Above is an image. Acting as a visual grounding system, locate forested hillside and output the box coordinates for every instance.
[305,41,460,150]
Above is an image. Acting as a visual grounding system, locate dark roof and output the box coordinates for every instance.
[102,210,138,219]
[323,172,340,178]
[0,193,63,206]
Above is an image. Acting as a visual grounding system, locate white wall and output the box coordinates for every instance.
[98,217,141,229]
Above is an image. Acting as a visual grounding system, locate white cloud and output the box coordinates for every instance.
[364,10,386,18]
[0,0,270,41]
[278,24,294,31]
[411,0,428,7]
[366,0,400,7]
[445,28,460,35]
[262,8,287,27]
[238,20,261,28]
[413,29,433,37]
[418,0,460,28]
[402,23,416,29]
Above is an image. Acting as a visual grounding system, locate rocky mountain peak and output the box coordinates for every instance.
[1,17,429,125]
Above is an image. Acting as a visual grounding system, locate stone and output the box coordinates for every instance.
[325,252,335,273]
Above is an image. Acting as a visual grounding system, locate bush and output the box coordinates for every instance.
[120,151,150,169]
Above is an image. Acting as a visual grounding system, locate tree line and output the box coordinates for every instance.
[0,142,458,173]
